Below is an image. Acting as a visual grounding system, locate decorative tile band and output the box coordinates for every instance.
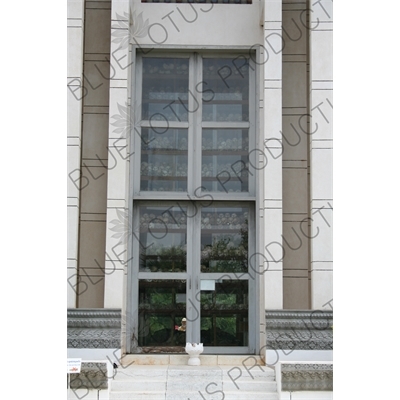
[67,309,121,348]
[265,310,333,350]
[281,363,333,391]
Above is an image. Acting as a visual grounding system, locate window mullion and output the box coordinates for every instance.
[189,53,202,195]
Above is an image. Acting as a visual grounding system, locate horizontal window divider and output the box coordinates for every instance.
[201,122,250,129]
[138,272,188,280]
[133,193,256,202]
[199,273,249,280]
[139,121,189,129]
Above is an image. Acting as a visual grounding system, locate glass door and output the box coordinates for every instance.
[131,202,254,354]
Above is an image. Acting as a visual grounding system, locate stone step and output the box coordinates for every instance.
[109,365,278,399]
[223,380,277,392]
[110,391,166,400]
[220,365,276,379]
[223,392,279,400]
[111,380,167,392]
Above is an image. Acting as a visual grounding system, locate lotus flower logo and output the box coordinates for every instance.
[110,208,131,246]
[112,11,149,50]
[110,102,132,138]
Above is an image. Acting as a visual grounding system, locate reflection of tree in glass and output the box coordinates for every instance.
[140,245,187,272]
[201,220,248,272]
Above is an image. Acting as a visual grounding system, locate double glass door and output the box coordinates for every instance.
[130,201,255,354]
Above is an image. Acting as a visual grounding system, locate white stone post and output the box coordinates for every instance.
[309,0,333,309]
[262,0,283,309]
[67,0,85,308]
[104,0,131,311]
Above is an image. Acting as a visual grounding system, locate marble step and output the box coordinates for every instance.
[110,365,278,399]
[111,380,167,392]
[110,391,166,399]
[110,391,279,400]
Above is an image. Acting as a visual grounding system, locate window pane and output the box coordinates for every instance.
[139,206,187,272]
[201,280,248,347]
[200,206,248,273]
[142,58,189,122]
[140,128,188,192]
[138,280,186,347]
[202,58,249,122]
[202,128,249,192]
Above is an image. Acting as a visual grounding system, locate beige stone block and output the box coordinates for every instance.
[283,276,309,309]
[283,168,308,214]
[78,220,107,269]
[282,220,309,270]
[83,61,111,107]
[282,62,307,108]
[80,169,108,214]
[84,8,111,54]
[82,113,110,160]
[282,9,307,54]
[76,274,105,308]
[281,115,308,160]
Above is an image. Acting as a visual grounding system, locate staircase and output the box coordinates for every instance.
[110,364,278,399]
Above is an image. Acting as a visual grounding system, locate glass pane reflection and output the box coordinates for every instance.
[202,129,249,193]
[201,206,248,273]
[138,280,186,347]
[140,128,188,192]
[200,280,248,346]
[139,206,187,272]
[202,58,249,122]
[142,58,189,122]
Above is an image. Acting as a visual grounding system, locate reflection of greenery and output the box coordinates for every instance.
[139,280,186,346]
[201,224,248,272]
[141,245,186,272]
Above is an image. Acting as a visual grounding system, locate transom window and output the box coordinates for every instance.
[133,52,256,198]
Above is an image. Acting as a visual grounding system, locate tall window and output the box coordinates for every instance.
[130,52,257,354]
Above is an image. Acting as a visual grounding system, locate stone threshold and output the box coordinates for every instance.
[120,354,265,366]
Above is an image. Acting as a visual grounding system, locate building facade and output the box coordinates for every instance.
[67,0,333,398]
